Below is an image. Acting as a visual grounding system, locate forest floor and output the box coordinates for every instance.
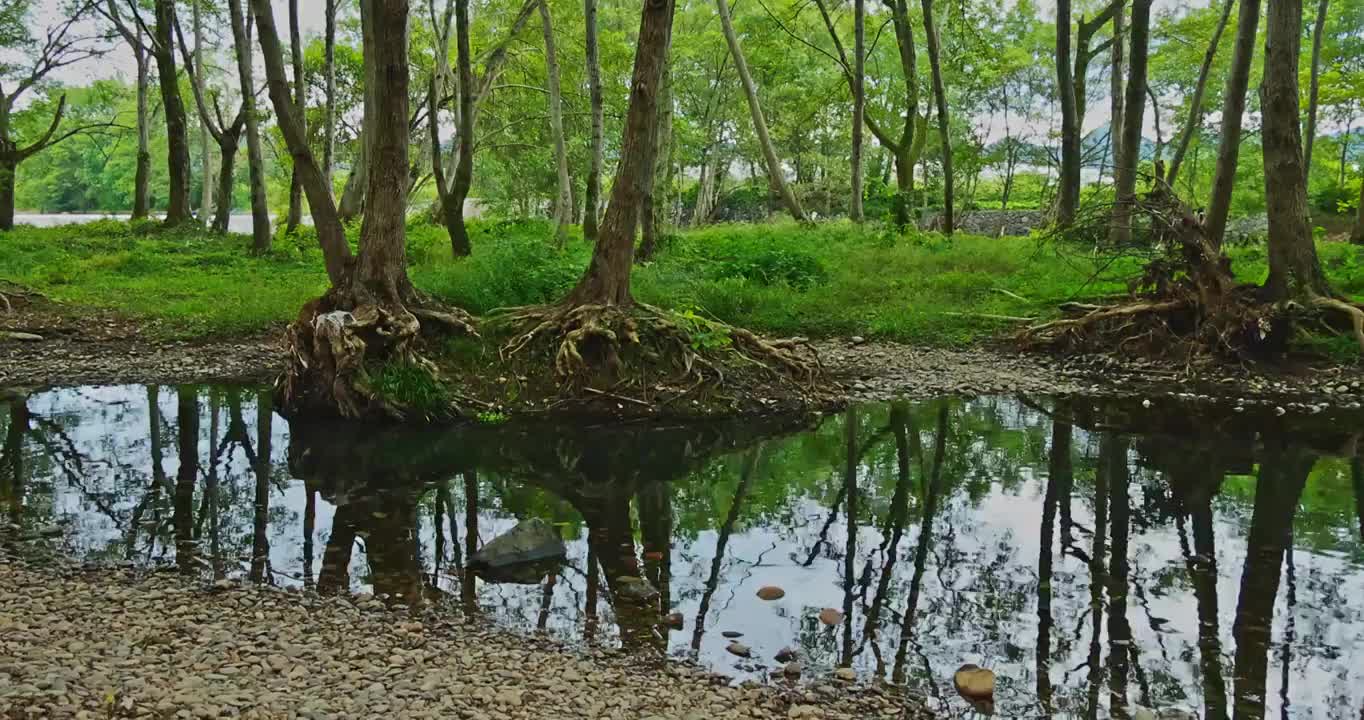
[0,544,908,720]
[2,220,1363,413]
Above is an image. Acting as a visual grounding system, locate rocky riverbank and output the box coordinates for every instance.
[0,550,909,720]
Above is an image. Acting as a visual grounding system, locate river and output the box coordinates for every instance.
[2,384,1361,717]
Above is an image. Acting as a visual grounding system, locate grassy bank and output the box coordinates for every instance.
[4,217,1363,349]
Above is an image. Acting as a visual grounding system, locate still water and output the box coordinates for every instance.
[2,385,1362,718]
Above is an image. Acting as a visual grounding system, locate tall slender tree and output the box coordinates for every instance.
[228,0,272,251]
[285,0,307,233]
[538,0,571,247]
[193,0,212,226]
[1109,0,1152,248]
[714,0,807,223]
[174,18,247,234]
[152,0,193,225]
[1302,0,1330,180]
[101,0,152,220]
[1166,0,1235,187]
[323,0,338,185]
[583,0,604,241]
[1055,0,1079,226]
[1205,0,1263,248]
[850,0,865,222]
[920,0,952,234]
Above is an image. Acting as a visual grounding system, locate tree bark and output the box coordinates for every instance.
[1109,0,1151,248]
[448,0,475,256]
[1352,173,1364,244]
[153,0,193,225]
[213,126,244,232]
[323,0,337,185]
[1303,0,1329,181]
[338,132,367,221]
[920,0,952,234]
[194,0,212,226]
[538,0,572,247]
[285,0,307,234]
[230,0,272,252]
[356,0,412,300]
[850,0,865,222]
[1166,0,1234,187]
[562,0,675,306]
[714,0,807,223]
[1262,0,1330,300]
[0,158,13,231]
[250,0,351,284]
[1205,0,1262,249]
[1111,3,1126,185]
[639,40,673,262]
[583,0,604,241]
[1056,0,1080,226]
[133,40,151,220]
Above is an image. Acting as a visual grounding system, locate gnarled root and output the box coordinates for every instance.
[1311,297,1364,353]
[496,301,823,409]
[278,294,478,422]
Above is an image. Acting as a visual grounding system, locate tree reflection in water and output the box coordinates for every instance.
[4,386,1364,715]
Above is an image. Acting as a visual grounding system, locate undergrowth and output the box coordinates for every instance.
[3,216,1361,351]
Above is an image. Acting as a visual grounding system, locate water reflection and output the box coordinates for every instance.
[3,386,1364,717]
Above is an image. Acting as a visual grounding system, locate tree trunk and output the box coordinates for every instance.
[1056,0,1080,226]
[1303,0,1329,181]
[583,0,604,241]
[893,146,914,227]
[212,129,242,233]
[920,0,953,234]
[338,134,367,221]
[355,0,412,300]
[538,0,572,247]
[1262,0,1330,300]
[249,0,351,285]
[323,0,337,185]
[230,0,272,252]
[285,0,307,234]
[133,44,151,220]
[639,42,673,262]
[850,0,865,222]
[0,157,14,231]
[1166,0,1234,187]
[1205,0,1262,249]
[154,0,193,225]
[1111,3,1126,185]
[1352,173,1364,244]
[562,0,675,307]
[448,0,475,257]
[1109,0,1151,248]
[194,0,212,226]
[714,0,807,223]
[173,387,199,574]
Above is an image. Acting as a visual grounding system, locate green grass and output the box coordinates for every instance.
[4,216,1362,350]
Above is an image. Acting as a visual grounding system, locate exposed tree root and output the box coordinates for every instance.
[1023,190,1361,362]
[277,289,478,422]
[492,301,824,411]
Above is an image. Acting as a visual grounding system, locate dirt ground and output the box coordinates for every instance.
[3,291,1361,414]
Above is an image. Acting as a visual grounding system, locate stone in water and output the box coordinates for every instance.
[756,586,785,600]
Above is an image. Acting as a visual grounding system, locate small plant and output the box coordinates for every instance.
[476,410,509,424]
[672,307,733,351]
[371,360,449,414]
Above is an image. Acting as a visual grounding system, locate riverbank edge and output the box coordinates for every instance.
[0,540,911,720]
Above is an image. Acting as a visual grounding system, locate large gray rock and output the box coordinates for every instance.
[468,519,567,584]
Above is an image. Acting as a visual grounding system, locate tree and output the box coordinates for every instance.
[538,0,571,247]
[285,0,307,234]
[715,0,807,223]
[920,0,952,233]
[1260,0,1329,300]
[323,0,338,185]
[192,0,212,226]
[1303,0,1330,180]
[174,17,247,234]
[100,0,151,220]
[1054,0,1078,226]
[227,0,271,251]
[582,0,604,241]
[249,0,350,284]
[1353,177,1364,244]
[1165,0,1235,187]
[849,0,864,222]
[0,0,106,230]
[1109,0,1152,247]
[151,0,193,225]
[1205,0,1262,248]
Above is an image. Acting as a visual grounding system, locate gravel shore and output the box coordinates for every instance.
[0,555,909,720]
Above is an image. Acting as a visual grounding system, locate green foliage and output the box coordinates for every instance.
[371,360,449,415]
[411,218,590,313]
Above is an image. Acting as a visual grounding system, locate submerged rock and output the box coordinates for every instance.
[613,576,659,604]
[756,586,785,600]
[468,519,567,584]
[817,608,842,626]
